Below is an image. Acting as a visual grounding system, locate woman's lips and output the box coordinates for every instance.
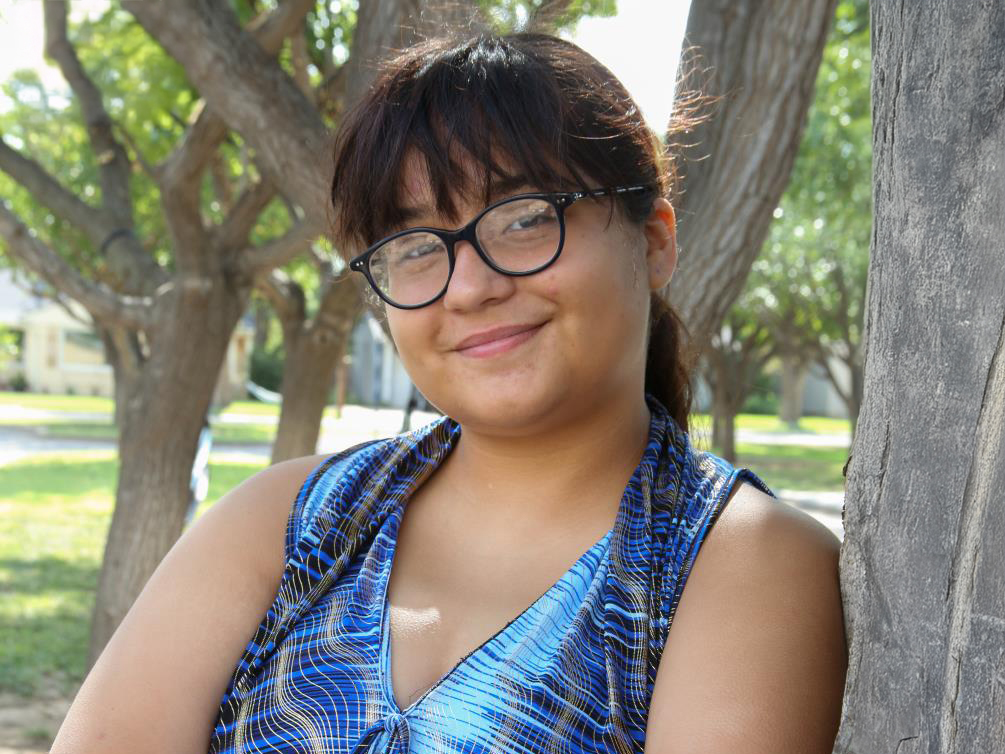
[453,322,546,358]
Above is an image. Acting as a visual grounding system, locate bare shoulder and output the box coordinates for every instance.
[645,482,847,754]
[51,452,332,754]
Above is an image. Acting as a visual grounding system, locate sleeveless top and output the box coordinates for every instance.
[208,399,772,753]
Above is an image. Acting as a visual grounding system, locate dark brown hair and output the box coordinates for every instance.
[330,33,694,430]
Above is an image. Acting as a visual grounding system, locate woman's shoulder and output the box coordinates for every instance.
[646,479,845,752]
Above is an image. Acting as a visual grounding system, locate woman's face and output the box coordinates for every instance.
[384,159,677,436]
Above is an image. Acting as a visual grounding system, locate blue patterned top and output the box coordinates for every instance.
[209,400,772,753]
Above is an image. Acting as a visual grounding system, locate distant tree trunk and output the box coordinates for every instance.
[818,347,863,438]
[251,296,271,352]
[264,272,364,463]
[668,0,838,346]
[779,355,808,426]
[710,390,737,463]
[835,1,1004,750]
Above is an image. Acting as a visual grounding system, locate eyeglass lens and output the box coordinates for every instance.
[367,197,561,307]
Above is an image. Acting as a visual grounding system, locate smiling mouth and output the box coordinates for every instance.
[453,322,546,358]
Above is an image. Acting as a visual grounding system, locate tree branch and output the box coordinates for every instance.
[125,0,331,227]
[43,1,133,225]
[153,0,317,271]
[0,137,107,240]
[112,119,159,181]
[215,178,277,252]
[526,0,576,31]
[0,202,152,330]
[0,137,167,294]
[238,218,322,275]
[156,0,315,197]
[314,270,365,332]
[255,268,304,325]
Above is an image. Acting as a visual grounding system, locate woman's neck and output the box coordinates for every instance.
[438,393,652,527]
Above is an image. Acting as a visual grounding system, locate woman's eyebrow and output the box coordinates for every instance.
[396,175,535,222]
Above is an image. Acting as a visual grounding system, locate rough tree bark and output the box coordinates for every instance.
[834,1,1004,750]
[668,0,838,347]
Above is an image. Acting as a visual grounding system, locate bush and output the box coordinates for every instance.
[250,346,284,393]
[742,371,780,415]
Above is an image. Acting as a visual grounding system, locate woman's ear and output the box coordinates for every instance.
[643,198,677,291]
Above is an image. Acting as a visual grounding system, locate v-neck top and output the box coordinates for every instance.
[208,400,772,753]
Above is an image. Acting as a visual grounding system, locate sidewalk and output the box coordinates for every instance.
[775,489,844,540]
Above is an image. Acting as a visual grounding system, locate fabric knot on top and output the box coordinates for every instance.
[352,712,410,753]
[384,712,408,737]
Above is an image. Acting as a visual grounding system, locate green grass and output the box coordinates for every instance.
[0,451,265,697]
[690,412,851,435]
[735,443,849,492]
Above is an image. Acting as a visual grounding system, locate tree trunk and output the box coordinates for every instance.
[706,356,739,464]
[271,275,364,463]
[89,280,246,663]
[716,404,737,465]
[834,1,1004,750]
[668,0,838,346]
[270,325,347,463]
[779,355,807,426]
[251,296,271,352]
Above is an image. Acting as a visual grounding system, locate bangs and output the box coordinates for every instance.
[331,34,666,253]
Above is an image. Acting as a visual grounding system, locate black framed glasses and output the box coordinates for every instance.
[348,185,654,309]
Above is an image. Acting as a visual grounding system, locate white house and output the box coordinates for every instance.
[348,311,414,408]
[0,268,252,400]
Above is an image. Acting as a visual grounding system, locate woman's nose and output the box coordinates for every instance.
[442,240,516,310]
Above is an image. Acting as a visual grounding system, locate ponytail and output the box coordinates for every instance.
[645,292,694,432]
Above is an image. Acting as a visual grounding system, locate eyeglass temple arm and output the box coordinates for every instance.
[569,185,655,201]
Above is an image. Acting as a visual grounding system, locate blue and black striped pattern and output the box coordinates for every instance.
[209,398,771,752]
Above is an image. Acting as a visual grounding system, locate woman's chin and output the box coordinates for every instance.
[434,382,569,436]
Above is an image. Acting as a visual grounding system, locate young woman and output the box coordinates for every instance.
[52,33,847,754]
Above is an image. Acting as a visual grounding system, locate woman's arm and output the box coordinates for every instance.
[645,482,847,754]
[50,453,331,754]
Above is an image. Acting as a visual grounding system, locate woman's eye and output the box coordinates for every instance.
[402,242,440,260]
[505,211,555,232]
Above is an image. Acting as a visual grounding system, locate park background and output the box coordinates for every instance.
[0,0,999,752]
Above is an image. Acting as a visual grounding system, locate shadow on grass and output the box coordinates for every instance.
[0,555,98,593]
[0,557,97,696]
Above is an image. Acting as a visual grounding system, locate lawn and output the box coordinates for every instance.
[734,443,848,492]
[689,412,851,436]
[0,452,266,697]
